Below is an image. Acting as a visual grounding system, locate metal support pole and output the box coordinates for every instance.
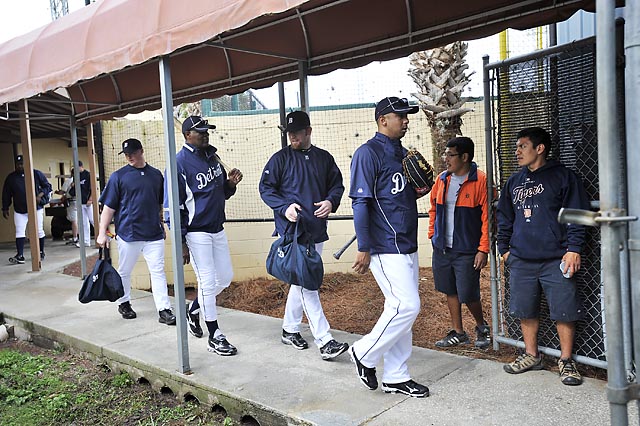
[597,1,629,424]
[298,60,309,113]
[278,82,287,148]
[483,55,500,351]
[70,117,87,278]
[625,0,640,417]
[159,55,191,375]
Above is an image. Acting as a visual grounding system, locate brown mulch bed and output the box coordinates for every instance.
[63,258,607,380]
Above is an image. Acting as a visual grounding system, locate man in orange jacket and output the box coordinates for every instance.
[428,136,491,349]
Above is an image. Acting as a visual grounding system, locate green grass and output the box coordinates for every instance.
[0,347,234,425]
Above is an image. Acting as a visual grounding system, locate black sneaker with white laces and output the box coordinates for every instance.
[475,323,491,349]
[350,347,377,390]
[118,301,137,319]
[382,380,430,398]
[435,330,470,347]
[158,309,176,325]
[319,339,349,360]
[9,255,25,264]
[281,330,309,350]
[208,334,237,356]
[186,303,203,338]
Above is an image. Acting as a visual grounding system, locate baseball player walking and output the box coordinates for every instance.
[349,97,429,397]
[96,138,176,325]
[69,161,95,248]
[2,154,51,264]
[259,110,349,361]
[171,116,242,356]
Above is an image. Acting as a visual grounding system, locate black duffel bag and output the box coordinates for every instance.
[79,247,124,303]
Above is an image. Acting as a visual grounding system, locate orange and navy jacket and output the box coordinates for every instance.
[428,162,489,255]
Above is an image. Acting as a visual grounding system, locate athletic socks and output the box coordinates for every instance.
[39,237,45,253]
[16,237,25,256]
[189,298,201,315]
[205,320,220,337]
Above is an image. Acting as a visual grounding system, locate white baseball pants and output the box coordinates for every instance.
[186,230,234,323]
[282,243,334,348]
[115,238,171,311]
[81,204,94,245]
[14,210,45,239]
[351,252,420,384]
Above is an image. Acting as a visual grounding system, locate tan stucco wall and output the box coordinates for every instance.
[0,139,95,242]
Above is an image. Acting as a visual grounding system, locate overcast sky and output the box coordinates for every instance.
[0,0,524,107]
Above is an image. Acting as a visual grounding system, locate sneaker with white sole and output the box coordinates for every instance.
[474,323,491,349]
[186,303,203,338]
[319,339,349,360]
[382,379,430,398]
[503,353,543,374]
[9,255,25,264]
[281,330,309,350]
[208,334,237,356]
[435,330,470,347]
[350,347,377,390]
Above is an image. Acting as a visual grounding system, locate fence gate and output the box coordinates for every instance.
[485,35,631,371]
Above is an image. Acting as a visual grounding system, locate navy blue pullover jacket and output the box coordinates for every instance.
[496,160,589,260]
[2,169,51,213]
[259,145,344,243]
[169,144,236,240]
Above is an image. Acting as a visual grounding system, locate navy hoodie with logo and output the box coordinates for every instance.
[496,160,589,260]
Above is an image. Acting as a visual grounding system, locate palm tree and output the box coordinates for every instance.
[409,42,474,173]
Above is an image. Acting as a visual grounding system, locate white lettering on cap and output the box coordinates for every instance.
[288,117,293,123]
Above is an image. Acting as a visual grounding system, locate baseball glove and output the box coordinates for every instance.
[402,149,435,194]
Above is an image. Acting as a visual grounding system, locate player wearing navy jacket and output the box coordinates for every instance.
[349,97,429,398]
[260,110,349,361]
[97,138,176,326]
[2,154,52,264]
[68,161,95,247]
[171,116,243,356]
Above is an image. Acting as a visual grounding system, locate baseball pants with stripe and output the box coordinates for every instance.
[351,251,420,384]
[186,230,233,323]
[282,243,334,348]
[115,237,171,311]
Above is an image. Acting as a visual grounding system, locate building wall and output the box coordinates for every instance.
[102,103,485,288]
[0,139,94,242]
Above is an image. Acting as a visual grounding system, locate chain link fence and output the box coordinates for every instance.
[487,36,617,367]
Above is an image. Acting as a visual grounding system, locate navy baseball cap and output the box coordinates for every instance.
[284,111,311,133]
[118,138,143,155]
[374,97,419,121]
[182,115,216,133]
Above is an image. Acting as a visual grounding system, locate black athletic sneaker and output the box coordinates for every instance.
[382,379,430,398]
[158,309,176,325]
[319,339,349,360]
[350,347,377,390]
[118,301,137,319]
[186,303,203,338]
[475,323,491,349]
[281,330,309,350]
[9,255,25,265]
[208,334,237,356]
[435,330,470,347]
[40,252,45,261]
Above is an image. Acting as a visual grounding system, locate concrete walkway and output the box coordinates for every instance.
[0,240,637,426]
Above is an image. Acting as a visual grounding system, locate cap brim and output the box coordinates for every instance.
[192,124,216,132]
[396,106,419,114]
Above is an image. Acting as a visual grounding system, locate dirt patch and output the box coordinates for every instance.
[63,258,606,380]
